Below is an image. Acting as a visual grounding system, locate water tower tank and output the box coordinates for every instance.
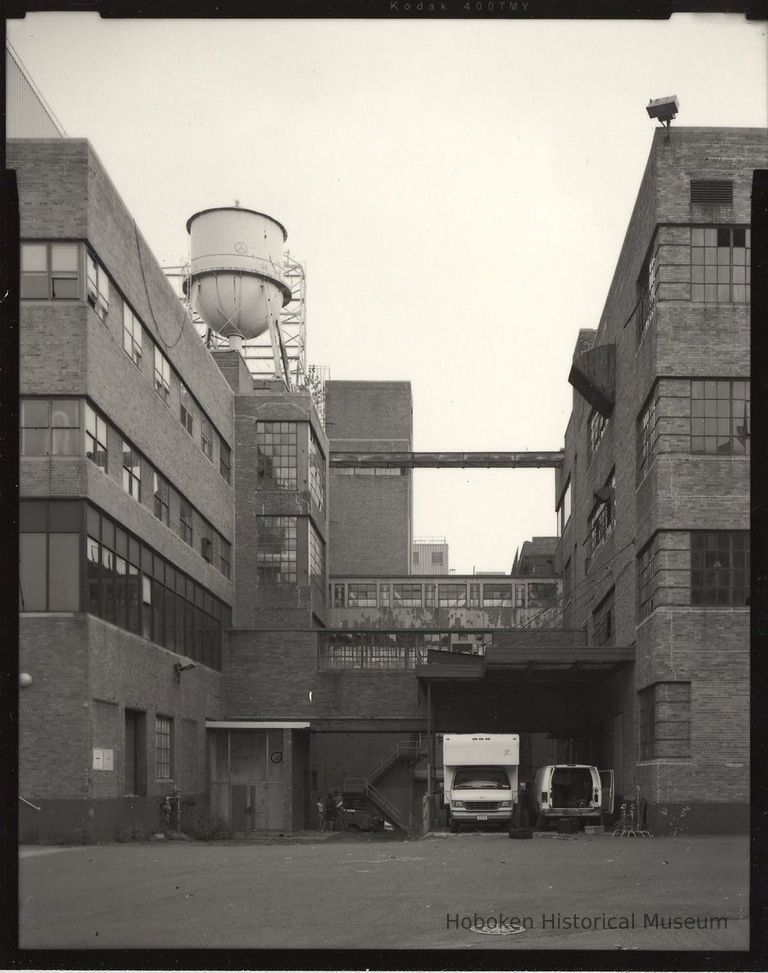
[186,207,291,340]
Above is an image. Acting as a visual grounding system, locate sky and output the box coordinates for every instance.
[8,13,767,573]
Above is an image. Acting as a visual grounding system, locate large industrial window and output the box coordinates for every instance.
[557,478,571,536]
[380,584,391,608]
[220,537,231,579]
[201,417,214,462]
[588,470,615,555]
[691,379,750,455]
[122,304,143,367]
[180,383,194,436]
[85,403,108,472]
[691,531,749,607]
[637,537,657,620]
[154,346,171,404]
[255,516,297,584]
[20,398,80,456]
[393,583,422,607]
[309,522,325,589]
[200,519,214,563]
[121,440,141,501]
[469,583,481,608]
[588,410,608,460]
[637,242,658,343]
[691,226,750,303]
[332,583,346,608]
[335,467,406,476]
[637,387,658,482]
[153,470,170,525]
[155,716,173,780]
[639,682,691,760]
[592,588,615,646]
[528,582,558,609]
[220,440,231,484]
[256,422,298,489]
[482,584,513,608]
[21,241,80,300]
[180,498,194,547]
[438,584,466,607]
[348,583,377,608]
[85,251,110,321]
[309,428,326,513]
[19,531,80,612]
[425,583,435,608]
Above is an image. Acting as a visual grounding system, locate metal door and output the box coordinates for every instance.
[600,769,615,815]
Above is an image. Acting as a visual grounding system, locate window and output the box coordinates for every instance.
[153,471,170,525]
[20,398,80,456]
[21,242,80,300]
[309,522,325,588]
[528,582,558,608]
[380,583,391,608]
[564,557,572,608]
[256,422,298,489]
[557,478,572,536]
[691,531,749,607]
[691,379,750,455]
[335,467,406,476]
[425,583,435,608]
[309,429,326,513]
[482,584,513,608]
[637,244,657,343]
[123,304,143,366]
[200,520,213,563]
[256,516,297,584]
[85,403,108,472]
[154,346,171,404]
[588,410,607,460]
[220,440,231,484]
[86,251,110,321]
[469,583,481,608]
[220,537,231,579]
[691,227,750,303]
[201,417,214,462]
[412,552,420,565]
[589,470,615,554]
[639,683,691,760]
[348,583,377,608]
[438,584,466,607]
[432,551,444,565]
[155,716,172,780]
[393,583,423,607]
[19,532,80,612]
[332,583,346,608]
[592,588,615,646]
[637,538,657,620]
[637,387,658,481]
[180,383,194,435]
[121,440,141,501]
[180,498,194,547]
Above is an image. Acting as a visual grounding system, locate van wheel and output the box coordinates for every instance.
[450,819,458,834]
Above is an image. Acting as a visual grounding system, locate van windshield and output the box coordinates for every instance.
[551,767,595,807]
[453,767,510,790]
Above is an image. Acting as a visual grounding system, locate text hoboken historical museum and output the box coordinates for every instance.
[445,912,729,932]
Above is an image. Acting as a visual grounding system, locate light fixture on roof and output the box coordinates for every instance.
[646,96,679,140]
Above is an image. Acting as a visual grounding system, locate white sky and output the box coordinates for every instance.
[8,14,767,573]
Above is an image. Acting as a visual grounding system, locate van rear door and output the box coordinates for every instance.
[600,769,614,815]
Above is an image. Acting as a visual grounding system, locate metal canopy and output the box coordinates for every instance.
[329,451,564,469]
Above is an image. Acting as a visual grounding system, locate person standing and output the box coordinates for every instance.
[325,791,336,832]
[316,796,326,832]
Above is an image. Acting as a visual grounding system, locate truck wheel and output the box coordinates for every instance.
[450,819,458,834]
[347,822,360,832]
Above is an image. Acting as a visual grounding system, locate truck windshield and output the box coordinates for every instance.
[453,767,510,790]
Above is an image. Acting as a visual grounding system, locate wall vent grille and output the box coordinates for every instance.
[690,180,733,205]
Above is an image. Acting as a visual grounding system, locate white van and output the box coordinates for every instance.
[530,764,610,829]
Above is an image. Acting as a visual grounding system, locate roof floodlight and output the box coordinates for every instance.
[646,96,679,139]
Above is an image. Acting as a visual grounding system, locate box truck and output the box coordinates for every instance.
[442,734,519,832]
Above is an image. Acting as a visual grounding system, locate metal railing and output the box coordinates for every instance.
[343,739,425,836]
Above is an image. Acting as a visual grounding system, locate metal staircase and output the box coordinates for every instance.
[343,739,426,836]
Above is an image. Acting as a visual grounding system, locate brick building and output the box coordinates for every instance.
[11,52,762,838]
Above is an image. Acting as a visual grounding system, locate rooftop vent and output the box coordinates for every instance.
[691,180,733,205]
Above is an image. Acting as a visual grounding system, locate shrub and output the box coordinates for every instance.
[181,807,233,841]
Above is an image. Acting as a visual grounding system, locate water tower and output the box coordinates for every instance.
[186,205,292,370]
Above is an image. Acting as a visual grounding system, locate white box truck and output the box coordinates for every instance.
[442,734,519,832]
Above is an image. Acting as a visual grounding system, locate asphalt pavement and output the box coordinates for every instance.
[19,831,749,951]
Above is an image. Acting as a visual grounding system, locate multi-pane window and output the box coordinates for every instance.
[589,470,615,554]
[637,245,657,343]
[200,520,214,563]
[155,716,172,780]
[557,478,572,536]
[309,522,325,588]
[220,441,231,484]
[153,471,170,525]
[201,417,214,462]
[256,422,298,489]
[121,440,141,501]
[348,583,377,608]
[180,383,194,436]
[438,584,467,607]
[469,583,481,608]
[380,584,391,608]
[86,251,110,321]
[154,346,171,404]
[334,466,406,476]
[21,242,80,300]
[19,501,81,612]
[425,583,435,608]
[528,583,558,608]
[123,304,143,366]
[482,584,513,607]
[256,516,297,584]
[220,537,231,579]
[588,410,608,459]
[639,682,691,760]
[332,583,346,608]
[592,588,615,646]
[309,429,326,514]
[637,387,658,481]
[691,379,750,455]
[691,531,749,607]
[180,498,194,547]
[637,538,657,620]
[691,227,750,303]
[20,398,80,456]
[85,403,108,472]
[432,552,444,566]
[393,583,422,607]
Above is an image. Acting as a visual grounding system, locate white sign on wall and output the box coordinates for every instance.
[93,748,114,771]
